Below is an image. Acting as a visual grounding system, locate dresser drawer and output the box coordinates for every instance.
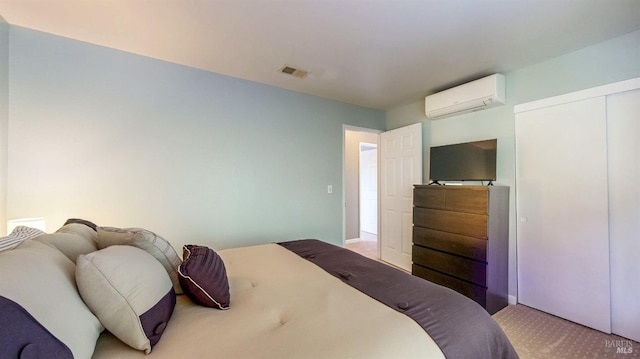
[412,264,487,307]
[413,227,487,262]
[414,207,488,239]
[412,246,487,286]
[414,186,445,209]
[445,188,488,214]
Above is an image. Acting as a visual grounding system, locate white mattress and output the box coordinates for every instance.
[92,243,445,358]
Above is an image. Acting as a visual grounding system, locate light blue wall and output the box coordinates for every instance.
[386,29,640,301]
[7,26,385,250]
[0,16,9,235]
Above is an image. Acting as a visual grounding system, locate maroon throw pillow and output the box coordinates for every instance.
[178,245,230,309]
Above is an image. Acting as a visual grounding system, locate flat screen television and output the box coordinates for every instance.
[429,139,497,182]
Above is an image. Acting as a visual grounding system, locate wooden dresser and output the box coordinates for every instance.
[412,185,509,314]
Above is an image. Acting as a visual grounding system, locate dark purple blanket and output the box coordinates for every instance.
[278,239,519,359]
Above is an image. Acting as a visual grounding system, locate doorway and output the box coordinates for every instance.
[343,127,380,260]
[343,123,422,268]
[359,142,377,239]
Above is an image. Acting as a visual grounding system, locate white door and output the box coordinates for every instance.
[379,123,422,271]
[516,97,611,333]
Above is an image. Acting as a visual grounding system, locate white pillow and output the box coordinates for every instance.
[96,227,182,294]
[76,245,176,354]
[0,240,103,358]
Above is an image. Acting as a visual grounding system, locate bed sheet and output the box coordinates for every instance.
[92,243,444,359]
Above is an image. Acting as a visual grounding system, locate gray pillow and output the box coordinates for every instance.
[33,223,98,263]
[0,295,74,358]
[76,245,176,354]
[0,239,103,359]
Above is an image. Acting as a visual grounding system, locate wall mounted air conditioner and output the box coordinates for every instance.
[425,74,505,119]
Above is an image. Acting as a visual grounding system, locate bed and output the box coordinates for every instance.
[0,220,519,359]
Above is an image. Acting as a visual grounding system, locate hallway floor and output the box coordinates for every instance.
[345,231,377,260]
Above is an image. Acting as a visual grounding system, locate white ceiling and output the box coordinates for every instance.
[0,0,639,110]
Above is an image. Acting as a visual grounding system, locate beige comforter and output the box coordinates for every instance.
[92,243,445,358]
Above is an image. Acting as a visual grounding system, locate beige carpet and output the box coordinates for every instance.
[344,240,638,358]
[493,304,639,359]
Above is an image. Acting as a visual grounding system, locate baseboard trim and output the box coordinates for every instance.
[345,238,361,245]
[508,295,518,305]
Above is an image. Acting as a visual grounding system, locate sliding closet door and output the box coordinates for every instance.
[516,97,611,333]
[607,89,640,342]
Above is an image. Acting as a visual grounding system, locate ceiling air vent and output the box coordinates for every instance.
[280,65,309,78]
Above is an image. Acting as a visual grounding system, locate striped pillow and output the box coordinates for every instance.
[178,245,230,309]
[0,226,45,252]
[96,227,183,294]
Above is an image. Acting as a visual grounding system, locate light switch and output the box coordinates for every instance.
[327,185,333,194]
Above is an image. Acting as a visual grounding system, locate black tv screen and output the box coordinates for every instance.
[429,139,497,181]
